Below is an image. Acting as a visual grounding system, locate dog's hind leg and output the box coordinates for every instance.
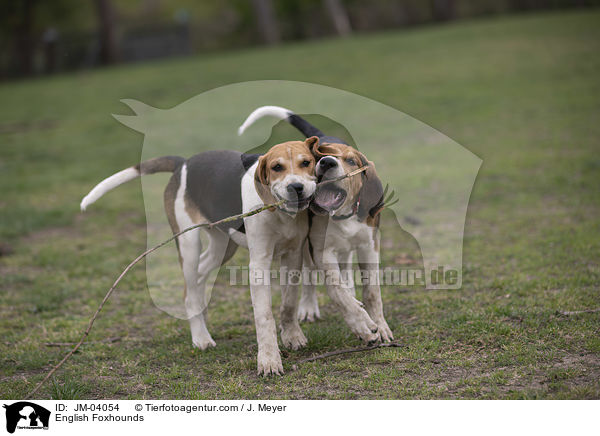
[169,163,220,350]
[176,226,217,350]
[184,228,236,350]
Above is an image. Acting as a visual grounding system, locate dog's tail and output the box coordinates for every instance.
[238,105,325,139]
[80,155,184,211]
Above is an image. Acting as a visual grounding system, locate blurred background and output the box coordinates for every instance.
[2,0,598,79]
[1,1,599,399]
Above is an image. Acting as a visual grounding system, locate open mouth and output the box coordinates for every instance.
[312,185,347,212]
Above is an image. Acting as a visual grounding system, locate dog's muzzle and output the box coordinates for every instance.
[316,156,339,179]
[278,182,313,211]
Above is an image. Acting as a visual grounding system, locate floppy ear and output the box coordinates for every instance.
[357,151,369,169]
[309,136,346,159]
[312,141,346,160]
[357,158,385,223]
[255,155,269,186]
[306,136,321,158]
[254,155,277,210]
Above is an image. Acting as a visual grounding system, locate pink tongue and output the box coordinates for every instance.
[315,189,341,210]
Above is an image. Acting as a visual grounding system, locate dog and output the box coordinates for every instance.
[80,138,318,375]
[239,106,394,343]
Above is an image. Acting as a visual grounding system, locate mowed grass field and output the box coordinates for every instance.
[1,10,599,399]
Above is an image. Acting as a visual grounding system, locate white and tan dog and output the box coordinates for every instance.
[80,138,318,375]
[239,106,394,343]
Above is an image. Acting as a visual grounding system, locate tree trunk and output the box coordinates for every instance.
[94,0,118,64]
[251,0,280,45]
[14,0,36,76]
[323,0,352,36]
[431,0,456,22]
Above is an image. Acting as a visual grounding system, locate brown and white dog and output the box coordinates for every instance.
[80,138,318,375]
[239,106,394,343]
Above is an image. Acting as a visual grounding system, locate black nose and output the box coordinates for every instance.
[287,183,304,195]
[319,156,338,171]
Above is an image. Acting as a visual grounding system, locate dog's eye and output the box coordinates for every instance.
[300,160,311,167]
[346,158,356,166]
[272,163,283,172]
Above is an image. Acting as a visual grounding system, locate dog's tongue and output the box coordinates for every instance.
[314,189,343,211]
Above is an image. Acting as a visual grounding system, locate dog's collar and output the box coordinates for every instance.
[331,197,360,221]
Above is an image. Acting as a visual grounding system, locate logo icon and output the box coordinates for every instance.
[3,402,50,434]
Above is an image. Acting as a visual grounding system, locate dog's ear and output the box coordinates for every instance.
[306,136,321,157]
[357,151,369,169]
[357,158,385,224]
[254,155,277,210]
[309,136,343,158]
[312,140,346,160]
[255,154,269,186]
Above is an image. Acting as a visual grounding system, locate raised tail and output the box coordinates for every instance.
[80,155,184,211]
[238,105,325,138]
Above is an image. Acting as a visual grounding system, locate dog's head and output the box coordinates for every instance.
[254,137,318,213]
[310,142,384,223]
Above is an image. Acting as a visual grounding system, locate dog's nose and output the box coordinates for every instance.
[318,156,338,171]
[287,183,304,195]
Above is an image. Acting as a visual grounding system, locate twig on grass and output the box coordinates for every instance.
[556,308,600,316]
[292,342,402,369]
[44,337,122,347]
[25,199,284,400]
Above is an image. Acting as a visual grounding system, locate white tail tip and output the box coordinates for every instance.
[79,167,139,212]
[238,105,293,136]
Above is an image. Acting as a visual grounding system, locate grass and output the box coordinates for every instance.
[1,9,599,399]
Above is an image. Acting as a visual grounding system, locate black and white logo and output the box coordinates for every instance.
[3,402,50,434]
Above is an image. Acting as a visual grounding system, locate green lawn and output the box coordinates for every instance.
[1,10,599,399]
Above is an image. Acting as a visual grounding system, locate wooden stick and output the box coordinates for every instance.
[556,308,600,316]
[25,200,284,399]
[293,342,402,366]
[44,337,121,347]
[317,165,367,185]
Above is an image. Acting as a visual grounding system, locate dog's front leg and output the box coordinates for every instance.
[357,244,394,343]
[249,249,283,376]
[320,249,380,344]
[280,249,308,349]
[298,241,321,322]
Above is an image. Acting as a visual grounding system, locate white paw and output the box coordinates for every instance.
[297,298,321,323]
[257,350,284,376]
[192,334,216,350]
[346,308,380,344]
[376,319,394,343]
[280,325,308,350]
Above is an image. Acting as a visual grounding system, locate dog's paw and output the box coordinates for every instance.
[297,298,321,323]
[346,309,380,344]
[280,325,308,350]
[192,337,216,350]
[376,320,394,343]
[257,350,284,376]
[191,333,216,350]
